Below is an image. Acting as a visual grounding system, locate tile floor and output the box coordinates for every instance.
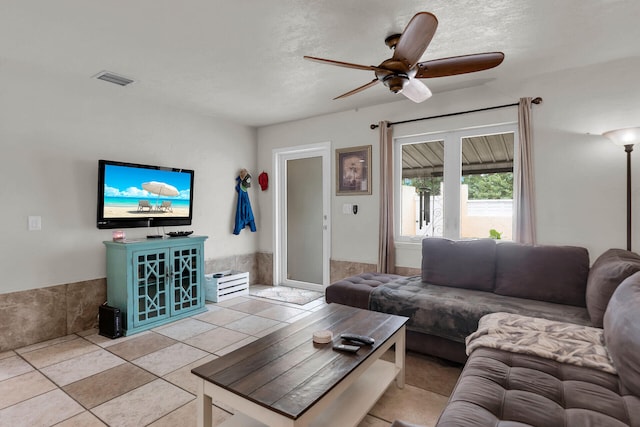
[0,287,462,427]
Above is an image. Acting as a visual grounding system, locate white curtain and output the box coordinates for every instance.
[378,121,395,273]
[515,97,537,244]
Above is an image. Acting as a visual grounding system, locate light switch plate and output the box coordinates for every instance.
[28,216,42,231]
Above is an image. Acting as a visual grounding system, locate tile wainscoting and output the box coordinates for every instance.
[0,278,107,352]
[1,253,262,352]
[0,252,418,351]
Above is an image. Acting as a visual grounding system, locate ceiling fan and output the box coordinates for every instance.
[304,12,504,103]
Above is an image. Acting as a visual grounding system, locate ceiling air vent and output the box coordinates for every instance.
[93,71,135,87]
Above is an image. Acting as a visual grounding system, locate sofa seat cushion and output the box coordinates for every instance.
[325,272,405,309]
[587,248,640,327]
[436,348,640,427]
[369,276,591,343]
[421,238,497,291]
[494,242,589,306]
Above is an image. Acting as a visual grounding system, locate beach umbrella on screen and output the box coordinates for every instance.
[142,181,179,209]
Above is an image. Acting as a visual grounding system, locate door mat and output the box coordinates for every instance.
[250,286,323,305]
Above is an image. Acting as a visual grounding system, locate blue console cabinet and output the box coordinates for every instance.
[103,236,208,335]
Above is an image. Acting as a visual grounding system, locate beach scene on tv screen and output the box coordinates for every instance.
[103,164,191,218]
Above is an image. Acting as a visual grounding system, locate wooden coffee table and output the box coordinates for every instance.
[191,303,408,427]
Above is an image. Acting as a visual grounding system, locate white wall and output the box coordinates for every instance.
[257,56,640,268]
[0,62,257,294]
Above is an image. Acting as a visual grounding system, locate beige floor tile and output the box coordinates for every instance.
[96,330,154,348]
[184,328,249,354]
[254,322,288,338]
[224,315,282,335]
[215,336,258,356]
[369,383,448,426]
[256,305,306,322]
[153,318,217,341]
[40,349,126,387]
[196,308,249,326]
[0,351,15,361]
[201,302,224,312]
[132,342,209,376]
[148,400,232,427]
[106,332,177,361]
[55,410,107,426]
[19,338,99,369]
[0,389,84,426]
[76,328,99,337]
[0,355,34,382]
[382,351,462,396]
[82,333,117,347]
[15,334,78,355]
[358,414,392,427]
[0,370,56,410]
[299,298,327,310]
[63,363,156,409]
[163,354,217,395]
[214,296,251,307]
[0,297,461,427]
[91,379,194,427]
[230,299,281,314]
[285,310,314,323]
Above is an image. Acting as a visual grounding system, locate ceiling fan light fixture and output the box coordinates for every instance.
[382,74,409,93]
[401,78,432,103]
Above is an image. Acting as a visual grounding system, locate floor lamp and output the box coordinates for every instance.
[603,127,640,251]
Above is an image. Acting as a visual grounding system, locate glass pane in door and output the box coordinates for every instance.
[286,157,323,284]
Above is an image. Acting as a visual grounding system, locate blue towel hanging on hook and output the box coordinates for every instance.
[233,176,256,235]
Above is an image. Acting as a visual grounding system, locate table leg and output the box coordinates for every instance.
[395,326,406,389]
[197,380,213,427]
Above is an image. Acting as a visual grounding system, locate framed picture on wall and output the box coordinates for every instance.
[336,145,372,195]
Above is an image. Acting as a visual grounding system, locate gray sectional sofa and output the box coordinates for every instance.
[393,270,640,426]
[326,237,640,426]
[328,238,604,363]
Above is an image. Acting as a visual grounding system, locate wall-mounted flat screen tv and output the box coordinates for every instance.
[97,159,194,229]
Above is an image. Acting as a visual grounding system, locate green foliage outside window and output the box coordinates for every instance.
[405,172,513,200]
[462,172,513,200]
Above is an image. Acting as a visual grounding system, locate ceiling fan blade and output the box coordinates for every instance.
[393,12,438,69]
[304,56,379,72]
[415,52,505,78]
[333,79,379,100]
[401,78,432,103]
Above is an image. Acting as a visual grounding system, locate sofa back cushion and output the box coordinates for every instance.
[586,249,640,327]
[421,237,497,291]
[494,242,589,306]
[604,271,640,396]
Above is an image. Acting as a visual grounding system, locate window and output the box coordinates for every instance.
[395,123,518,242]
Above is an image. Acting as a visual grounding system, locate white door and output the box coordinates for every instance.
[273,143,330,292]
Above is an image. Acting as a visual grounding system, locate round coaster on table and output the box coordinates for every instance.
[312,330,333,344]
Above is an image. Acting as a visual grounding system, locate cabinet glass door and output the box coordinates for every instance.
[133,249,170,327]
[170,245,201,315]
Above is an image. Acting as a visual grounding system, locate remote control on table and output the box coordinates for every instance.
[340,333,375,346]
[333,344,360,353]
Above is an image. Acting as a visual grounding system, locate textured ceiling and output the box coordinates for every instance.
[1,0,639,127]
